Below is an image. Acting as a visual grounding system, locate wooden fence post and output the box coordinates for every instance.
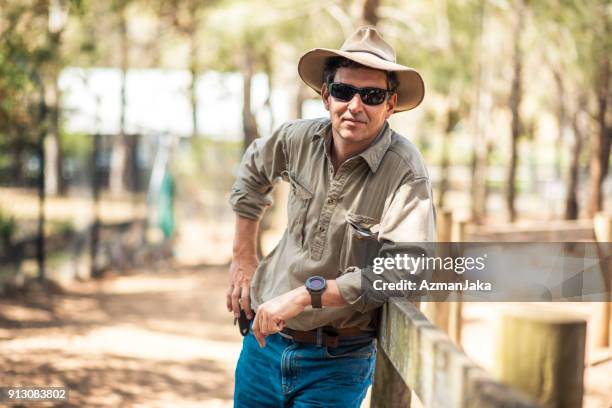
[450,218,468,344]
[592,212,611,348]
[422,209,452,336]
[421,209,466,345]
[495,307,587,408]
[370,348,411,408]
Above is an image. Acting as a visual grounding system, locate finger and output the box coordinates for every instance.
[263,318,276,335]
[226,285,234,312]
[252,314,265,347]
[231,285,242,318]
[271,318,284,333]
[260,312,271,336]
[269,319,283,335]
[241,284,253,319]
[255,331,266,348]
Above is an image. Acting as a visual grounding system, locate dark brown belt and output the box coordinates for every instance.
[280,326,374,348]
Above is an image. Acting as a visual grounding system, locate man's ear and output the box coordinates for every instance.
[321,83,330,111]
[385,93,398,118]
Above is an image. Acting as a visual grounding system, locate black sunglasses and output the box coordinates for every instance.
[328,82,393,106]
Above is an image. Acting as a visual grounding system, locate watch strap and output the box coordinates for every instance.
[311,292,322,308]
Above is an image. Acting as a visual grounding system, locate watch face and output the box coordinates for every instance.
[307,276,326,291]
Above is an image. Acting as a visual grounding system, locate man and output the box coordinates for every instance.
[228,26,435,407]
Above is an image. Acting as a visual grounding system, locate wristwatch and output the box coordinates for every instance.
[305,276,327,308]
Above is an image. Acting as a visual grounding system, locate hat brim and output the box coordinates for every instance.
[298,48,425,112]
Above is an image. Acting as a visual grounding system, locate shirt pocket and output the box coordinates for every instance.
[285,172,313,247]
[339,213,382,271]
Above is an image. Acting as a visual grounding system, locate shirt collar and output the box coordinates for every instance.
[312,119,393,173]
[357,121,392,173]
[311,120,330,141]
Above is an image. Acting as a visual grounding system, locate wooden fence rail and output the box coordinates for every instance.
[370,212,610,407]
[371,300,539,408]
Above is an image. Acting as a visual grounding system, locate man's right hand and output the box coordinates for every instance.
[227,255,258,320]
[228,215,260,319]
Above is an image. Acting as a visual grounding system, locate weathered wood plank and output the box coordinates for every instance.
[374,300,539,408]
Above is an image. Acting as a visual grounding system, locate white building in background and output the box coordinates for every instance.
[59,67,327,140]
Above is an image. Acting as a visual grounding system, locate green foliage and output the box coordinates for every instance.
[205,0,343,72]
[530,0,610,91]
[0,0,609,220]
[53,219,76,236]
[62,131,91,160]
[0,207,17,247]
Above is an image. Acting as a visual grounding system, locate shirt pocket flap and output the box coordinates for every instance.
[345,213,380,239]
[287,173,313,200]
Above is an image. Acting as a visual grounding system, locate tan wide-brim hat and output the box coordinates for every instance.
[298,26,425,112]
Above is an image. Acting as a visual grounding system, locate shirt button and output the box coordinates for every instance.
[327,198,335,205]
[319,226,326,232]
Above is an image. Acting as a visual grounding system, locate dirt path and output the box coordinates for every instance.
[2,267,611,407]
[0,266,241,407]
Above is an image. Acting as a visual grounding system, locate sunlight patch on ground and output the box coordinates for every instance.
[0,304,55,322]
[102,275,203,294]
[2,324,241,363]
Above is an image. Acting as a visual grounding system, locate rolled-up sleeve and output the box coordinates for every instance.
[229,123,290,220]
[335,177,436,311]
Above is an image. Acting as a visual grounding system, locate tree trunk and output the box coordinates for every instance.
[241,46,262,255]
[44,74,64,195]
[242,48,259,152]
[263,51,275,132]
[438,130,450,209]
[470,0,488,224]
[471,144,490,224]
[35,82,47,281]
[43,19,64,196]
[565,107,584,220]
[438,101,458,209]
[291,82,308,120]
[506,0,525,223]
[360,0,379,26]
[259,50,280,258]
[552,69,565,181]
[110,6,129,195]
[588,56,611,216]
[11,127,24,185]
[189,33,199,138]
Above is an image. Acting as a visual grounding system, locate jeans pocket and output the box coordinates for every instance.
[324,340,375,359]
[323,341,376,385]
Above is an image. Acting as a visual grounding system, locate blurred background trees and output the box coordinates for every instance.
[0,0,610,276]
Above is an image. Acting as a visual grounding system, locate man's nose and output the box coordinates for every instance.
[347,93,365,112]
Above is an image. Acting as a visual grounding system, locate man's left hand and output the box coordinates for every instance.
[252,286,310,347]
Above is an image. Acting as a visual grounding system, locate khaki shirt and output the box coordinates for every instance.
[230,118,436,331]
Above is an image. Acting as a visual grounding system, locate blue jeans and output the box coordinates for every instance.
[234,328,376,407]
